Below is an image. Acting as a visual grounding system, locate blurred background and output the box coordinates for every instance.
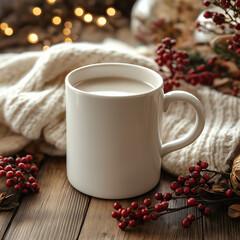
[0,0,203,53]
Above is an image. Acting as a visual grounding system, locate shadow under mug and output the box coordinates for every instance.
[65,63,205,199]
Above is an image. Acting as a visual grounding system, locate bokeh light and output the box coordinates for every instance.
[106,7,116,16]
[65,37,72,43]
[4,27,13,36]
[63,28,71,36]
[0,22,8,31]
[28,33,39,44]
[74,7,84,17]
[52,16,62,25]
[47,0,56,5]
[64,21,72,29]
[83,13,93,23]
[97,17,107,27]
[32,7,42,16]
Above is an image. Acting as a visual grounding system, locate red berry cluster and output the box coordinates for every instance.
[226,34,240,56]
[0,155,39,194]
[112,161,236,230]
[155,37,189,92]
[155,38,228,93]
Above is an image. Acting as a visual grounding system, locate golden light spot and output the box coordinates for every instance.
[32,7,42,16]
[64,21,72,29]
[43,45,50,51]
[96,17,107,27]
[74,7,84,17]
[28,33,39,44]
[65,37,72,43]
[0,22,8,31]
[47,0,56,5]
[106,7,116,16]
[52,16,61,25]
[4,27,13,36]
[83,13,93,23]
[63,28,71,35]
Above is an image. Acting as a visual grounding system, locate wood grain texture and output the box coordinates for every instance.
[0,180,19,239]
[79,171,203,240]
[203,202,240,240]
[3,157,91,240]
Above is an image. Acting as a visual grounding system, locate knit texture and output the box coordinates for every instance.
[0,42,239,175]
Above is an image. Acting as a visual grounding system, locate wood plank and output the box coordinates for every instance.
[203,202,240,240]
[3,157,91,240]
[0,179,19,239]
[79,171,203,240]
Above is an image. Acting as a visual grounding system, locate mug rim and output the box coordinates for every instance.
[65,63,163,99]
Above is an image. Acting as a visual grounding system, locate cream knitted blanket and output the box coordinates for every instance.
[0,42,239,175]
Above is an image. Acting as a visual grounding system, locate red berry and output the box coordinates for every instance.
[129,220,136,227]
[21,157,27,163]
[226,189,234,197]
[25,182,31,188]
[24,163,31,170]
[151,213,158,220]
[135,212,142,219]
[31,165,38,172]
[200,162,208,169]
[235,23,240,30]
[119,221,126,230]
[187,198,196,206]
[6,171,14,178]
[170,181,179,190]
[111,211,118,218]
[15,170,22,177]
[126,207,132,213]
[26,155,33,162]
[197,161,201,166]
[182,218,190,228]
[164,192,172,201]
[154,203,163,212]
[31,182,38,189]
[177,175,185,183]
[161,201,168,210]
[0,170,6,177]
[143,215,150,222]
[6,179,14,187]
[175,188,183,196]
[187,214,195,222]
[141,208,149,216]
[4,165,12,171]
[203,207,211,216]
[15,157,21,164]
[203,0,211,6]
[14,184,21,190]
[189,166,195,173]
[113,202,121,210]
[139,204,145,210]
[154,192,163,200]
[197,204,204,211]
[204,11,212,18]
[131,201,138,209]
[183,187,190,195]
[203,174,210,181]
[199,179,205,184]
[191,188,197,195]
[194,166,202,172]
[184,181,191,187]
[143,198,151,207]
[121,209,128,218]
[191,171,199,178]
[188,178,196,185]
[18,163,25,170]
[29,176,36,183]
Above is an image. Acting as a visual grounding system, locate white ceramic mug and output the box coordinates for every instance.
[65,63,205,199]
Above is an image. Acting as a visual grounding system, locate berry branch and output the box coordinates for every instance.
[111,160,240,230]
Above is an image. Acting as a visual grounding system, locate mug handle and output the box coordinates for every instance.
[161,90,205,158]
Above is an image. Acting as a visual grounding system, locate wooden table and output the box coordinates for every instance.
[0,157,239,240]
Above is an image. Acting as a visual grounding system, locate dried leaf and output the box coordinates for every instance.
[210,34,233,48]
[212,180,229,193]
[228,204,240,218]
[213,78,232,88]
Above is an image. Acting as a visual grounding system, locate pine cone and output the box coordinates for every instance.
[230,155,240,196]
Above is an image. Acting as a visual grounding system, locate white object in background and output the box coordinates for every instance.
[194,5,234,44]
[65,63,205,199]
